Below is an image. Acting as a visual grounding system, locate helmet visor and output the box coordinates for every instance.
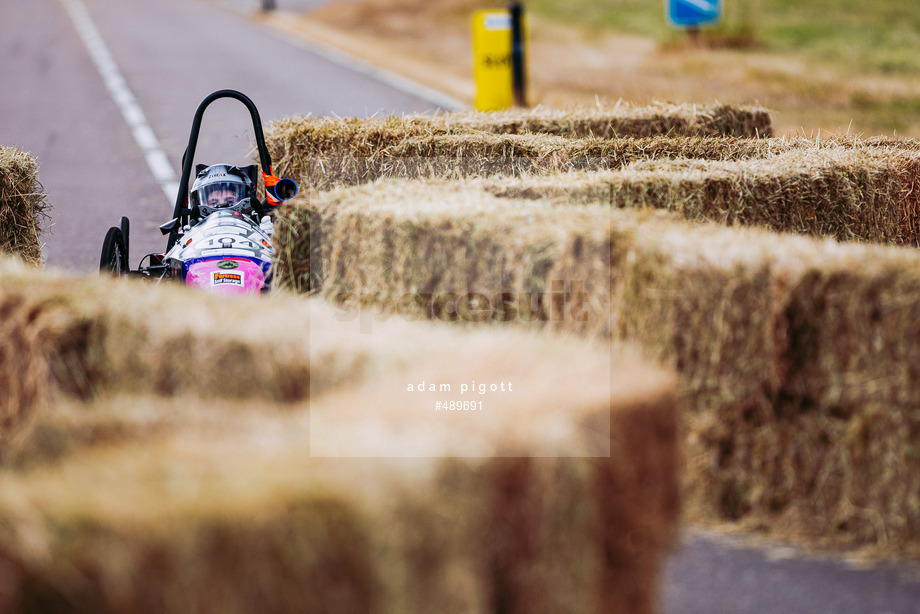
[197,181,247,209]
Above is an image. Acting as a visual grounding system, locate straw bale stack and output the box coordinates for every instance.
[263,116,788,192]
[617,230,920,556]
[262,113,920,202]
[0,261,680,614]
[657,233,920,555]
[432,102,773,138]
[273,178,920,557]
[272,181,616,336]
[770,254,920,548]
[0,257,316,437]
[0,146,48,265]
[473,144,920,246]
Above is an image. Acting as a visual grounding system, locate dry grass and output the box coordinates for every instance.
[0,146,48,265]
[0,260,680,613]
[272,178,920,558]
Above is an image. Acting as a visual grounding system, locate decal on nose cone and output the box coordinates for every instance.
[212,271,245,287]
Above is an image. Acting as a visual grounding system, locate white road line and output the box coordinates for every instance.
[59,0,178,205]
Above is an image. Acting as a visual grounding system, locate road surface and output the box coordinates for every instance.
[1,1,919,612]
[663,529,920,614]
[0,0,447,270]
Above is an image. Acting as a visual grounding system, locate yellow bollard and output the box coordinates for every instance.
[471,10,514,111]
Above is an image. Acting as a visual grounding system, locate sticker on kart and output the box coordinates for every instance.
[211,270,245,287]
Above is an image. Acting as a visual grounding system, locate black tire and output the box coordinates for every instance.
[100,227,128,275]
[118,216,130,267]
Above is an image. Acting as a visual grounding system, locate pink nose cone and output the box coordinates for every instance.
[185,259,266,295]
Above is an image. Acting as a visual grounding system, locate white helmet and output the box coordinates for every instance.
[190,164,253,216]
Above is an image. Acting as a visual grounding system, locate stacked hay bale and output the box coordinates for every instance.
[617,221,920,553]
[431,102,774,138]
[273,181,615,332]
[477,145,920,247]
[272,178,920,558]
[0,259,680,614]
[263,105,782,192]
[272,137,920,293]
[265,113,920,249]
[0,146,48,265]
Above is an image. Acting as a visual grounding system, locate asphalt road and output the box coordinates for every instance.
[1,1,920,612]
[0,0,445,270]
[663,530,920,614]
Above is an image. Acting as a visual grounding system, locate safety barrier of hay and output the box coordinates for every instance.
[0,260,680,614]
[474,144,920,247]
[0,146,48,265]
[0,259,314,436]
[273,182,616,335]
[263,113,920,200]
[273,179,920,558]
[432,102,774,138]
[264,116,789,192]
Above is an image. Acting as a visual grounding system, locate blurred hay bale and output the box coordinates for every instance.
[769,255,920,550]
[591,218,920,557]
[0,146,48,265]
[0,257,356,441]
[434,102,774,138]
[0,267,80,437]
[475,144,920,246]
[274,178,920,557]
[0,272,680,614]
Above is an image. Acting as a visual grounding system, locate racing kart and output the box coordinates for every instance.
[99,89,297,295]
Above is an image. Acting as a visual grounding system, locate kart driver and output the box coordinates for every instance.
[190,164,251,212]
[205,186,244,208]
[189,163,275,236]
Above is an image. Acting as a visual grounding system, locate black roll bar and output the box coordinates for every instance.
[169,89,273,246]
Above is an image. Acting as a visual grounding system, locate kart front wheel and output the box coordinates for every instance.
[100,226,128,275]
[119,216,130,268]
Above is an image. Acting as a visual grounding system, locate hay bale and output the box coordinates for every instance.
[275,179,782,447]
[0,257,362,439]
[0,267,680,613]
[433,102,774,138]
[273,178,920,557]
[474,144,920,246]
[0,392,679,614]
[263,113,920,199]
[0,146,48,265]
[274,182,616,338]
[592,218,920,557]
[264,115,787,192]
[1,250,527,439]
[767,256,920,549]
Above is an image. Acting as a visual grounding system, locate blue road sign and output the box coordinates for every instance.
[665,0,722,28]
